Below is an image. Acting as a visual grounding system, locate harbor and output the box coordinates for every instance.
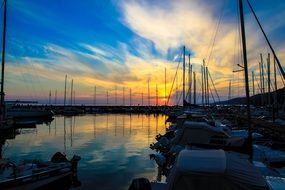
[1,0,285,189]
[1,104,285,189]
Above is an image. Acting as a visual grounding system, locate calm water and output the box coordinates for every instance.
[2,114,167,190]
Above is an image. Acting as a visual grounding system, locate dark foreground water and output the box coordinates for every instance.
[2,114,167,190]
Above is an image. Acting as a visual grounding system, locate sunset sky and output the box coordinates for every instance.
[2,0,285,105]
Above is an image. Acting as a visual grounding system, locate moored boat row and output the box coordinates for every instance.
[128,108,285,190]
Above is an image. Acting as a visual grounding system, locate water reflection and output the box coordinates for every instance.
[54,117,57,136]
[122,115,125,137]
[156,115,158,135]
[93,115,96,138]
[148,116,150,145]
[129,114,132,135]
[64,117,66,152]
[115,115,117,136]
[3,114,166,190]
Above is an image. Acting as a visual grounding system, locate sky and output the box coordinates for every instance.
[1,0,285,105]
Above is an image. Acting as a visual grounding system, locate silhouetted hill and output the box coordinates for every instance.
[218,87,285,106]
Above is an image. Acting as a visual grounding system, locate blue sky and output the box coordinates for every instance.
[1,0,285,105]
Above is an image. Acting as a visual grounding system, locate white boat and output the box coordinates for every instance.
[150,121,246,153]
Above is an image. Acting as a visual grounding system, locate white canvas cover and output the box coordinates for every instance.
[166,149,269,190]
[171,121,229,146]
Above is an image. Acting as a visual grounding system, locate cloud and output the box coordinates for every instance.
[119,0,285,101]
[8,44,132,84]
[5,0,285,104]
[120,0,218,53]
[83,44,110,57]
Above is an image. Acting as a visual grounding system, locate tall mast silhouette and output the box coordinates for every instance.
[0,0,7,118]
[239,0,252,160]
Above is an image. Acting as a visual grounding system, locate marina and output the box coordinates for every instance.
[1,0,285,189]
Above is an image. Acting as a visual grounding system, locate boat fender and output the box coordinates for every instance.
[128,178,151,190]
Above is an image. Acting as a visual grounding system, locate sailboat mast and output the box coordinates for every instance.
[228,80,231,101]
[115,85,117,106]
[183,46,185,105]
[123,87,125,106]
[267,53,271,105]
[252,71,255,96]
[54,89,57,105]
[164,67,166,106]
[141,92,143,106]
[0,0,7,111]
[274,58,277,91]
[49,90,51,105]
[201,65,204,105]
[261,54,265,103]
[193,72,196,105]
[94,86,96,106]
[64,75,67,106]
[156,84,158,106]
[190,64,193,104]
[176,72,178,105]
[273,58,277,121]
[259,61,264,105]
[203,60,207,105]
[205,67,207,105]
[188,54,192,104]
[70,79,73,106]
[73,90,75,105]
[129,88,132,106]
[106,90,109,105]
[239,0,252,160]
[148,79,150,106]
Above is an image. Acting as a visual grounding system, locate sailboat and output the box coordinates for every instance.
[0,0,11,129]
[0,0,53,127]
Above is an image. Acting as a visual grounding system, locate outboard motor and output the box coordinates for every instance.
[71,155,81,172]
[51,152,68,163]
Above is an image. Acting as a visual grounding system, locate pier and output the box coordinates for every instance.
[9,104,177,114]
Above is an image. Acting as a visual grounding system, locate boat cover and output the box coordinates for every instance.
[170,121,229,145]
[166,149,269,190]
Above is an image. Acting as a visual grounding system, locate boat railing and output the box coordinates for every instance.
[1,162,71,184]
